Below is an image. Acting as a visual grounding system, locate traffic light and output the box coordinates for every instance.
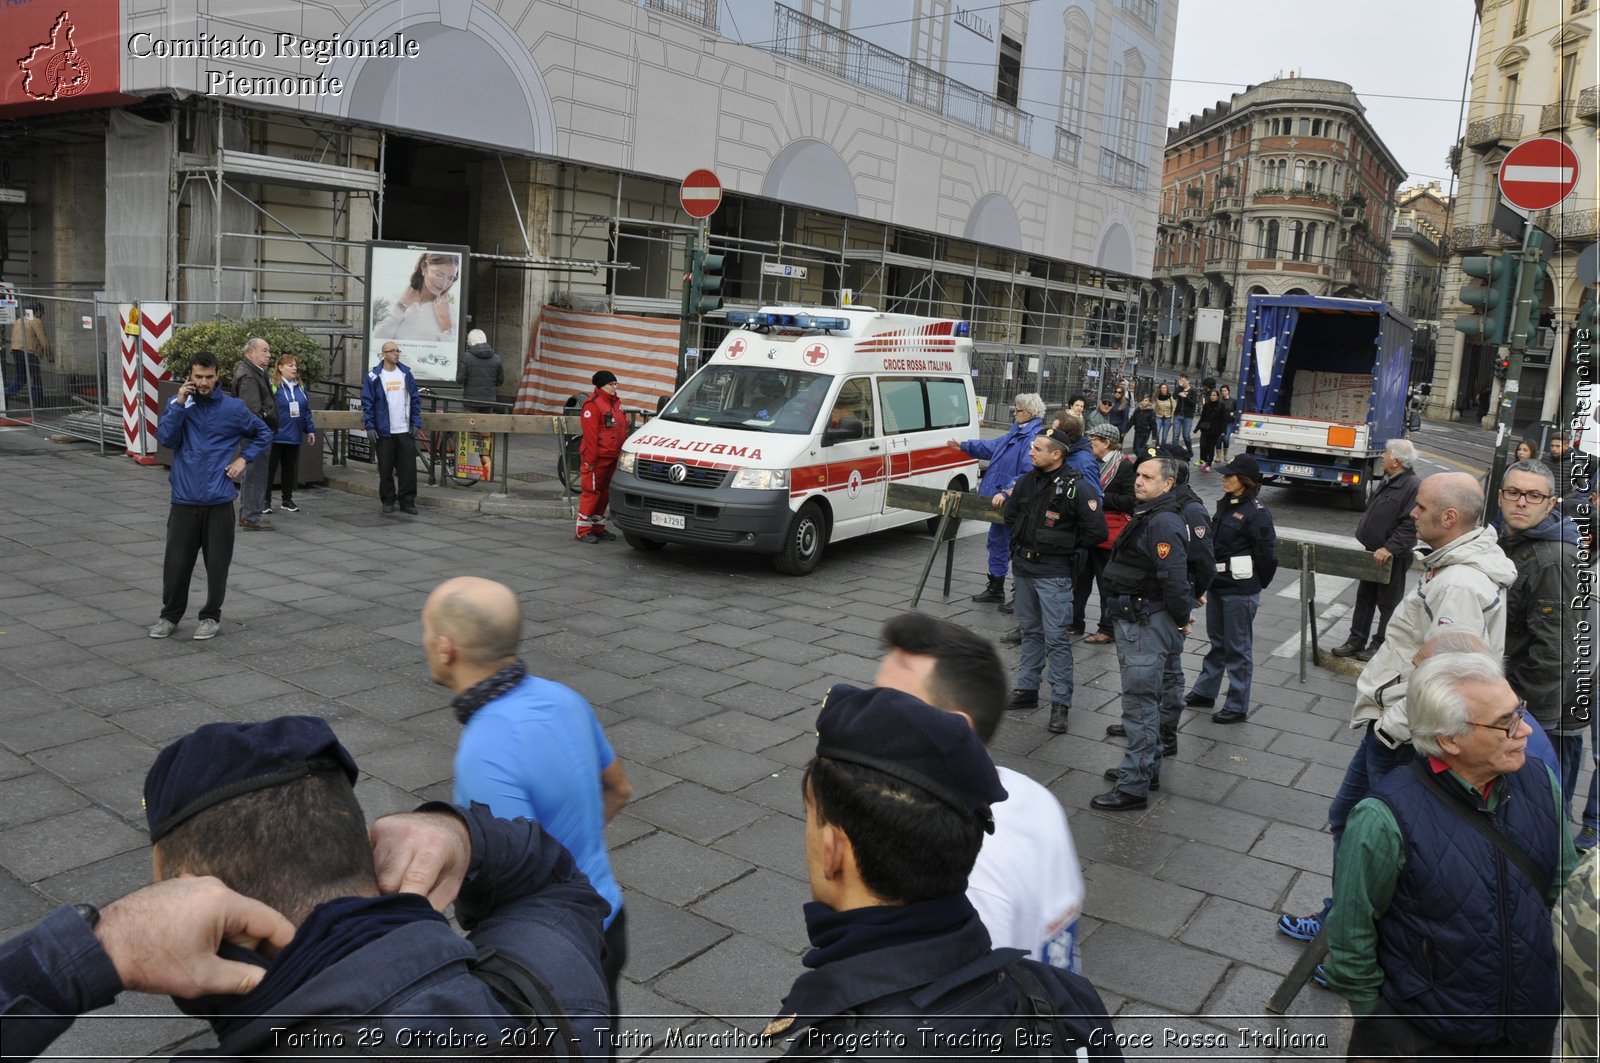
[1454,252,1515,345]
[690,249,725,315]
[1509,232,1549,350]
[1493,353,1512,380]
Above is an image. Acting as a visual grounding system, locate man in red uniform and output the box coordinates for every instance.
[577,370,626,543]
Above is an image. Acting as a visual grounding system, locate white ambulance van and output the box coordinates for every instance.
[609,306,982,574]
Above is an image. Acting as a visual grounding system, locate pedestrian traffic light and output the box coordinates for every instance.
[690,249,725,315]
[1454,253,1515,345]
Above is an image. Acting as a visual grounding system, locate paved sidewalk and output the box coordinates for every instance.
[0,430,1369,1060]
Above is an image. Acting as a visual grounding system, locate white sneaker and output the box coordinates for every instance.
[148,619,176,639]
[192,618,220,640]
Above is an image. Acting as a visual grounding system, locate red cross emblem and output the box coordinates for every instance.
[803,343,828,366]
[726,339,746,359]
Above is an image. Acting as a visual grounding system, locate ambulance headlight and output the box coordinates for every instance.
[730,468,788,490]
[617,453,636,473]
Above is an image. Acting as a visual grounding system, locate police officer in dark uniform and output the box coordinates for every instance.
[763,685,1125,1060]
[1103,445,1212,762]
[1002,429,1108,734]
[1094,456,1193,811]
[1187,454,1278,723]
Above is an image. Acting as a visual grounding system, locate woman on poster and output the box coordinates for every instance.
[372,253,460,342]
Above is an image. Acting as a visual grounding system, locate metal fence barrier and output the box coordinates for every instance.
[0,290,115,452]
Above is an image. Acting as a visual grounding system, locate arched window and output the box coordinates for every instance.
[1254,220,1265,253]
[1059,9,1091,137]
[1305,223,1318,261]
[1118,49,1146,158]
[1265,220,1280,258]
[1294,160,1306,187]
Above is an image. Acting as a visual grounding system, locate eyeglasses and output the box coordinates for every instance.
[1499,487,1551,505]
[1467,700,1528,739]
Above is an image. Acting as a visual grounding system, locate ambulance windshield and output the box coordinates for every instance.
[659,367,829,434]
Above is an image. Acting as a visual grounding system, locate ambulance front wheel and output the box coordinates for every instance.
[623,532,665,552]
[775,501,827,576]
[927,476,969,536]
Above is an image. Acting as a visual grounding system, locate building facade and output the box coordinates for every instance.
[1387,182,1451,382]
[1435,0,1596,426]
[1148,77,1405,378]
[0,0,1177,414]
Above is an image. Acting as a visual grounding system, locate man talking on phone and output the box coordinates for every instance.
[148,351,272,641]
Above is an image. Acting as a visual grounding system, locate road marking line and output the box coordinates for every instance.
[1276,573,1356,603]
[1416,445,1486,475]
[1271,603,1350,658]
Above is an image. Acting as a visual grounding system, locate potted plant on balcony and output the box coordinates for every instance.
[1216,173,1238,191]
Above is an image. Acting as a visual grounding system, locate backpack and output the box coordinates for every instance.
[238,945,580,1060]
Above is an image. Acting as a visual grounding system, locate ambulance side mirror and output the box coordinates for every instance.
[823,416,864,446]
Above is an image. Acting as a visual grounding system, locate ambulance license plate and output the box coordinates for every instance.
[1279,464,1315,477]
[651,512,686,529]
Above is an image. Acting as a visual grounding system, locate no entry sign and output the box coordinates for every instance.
[679,169,722,219]
[1499,137,1580,212]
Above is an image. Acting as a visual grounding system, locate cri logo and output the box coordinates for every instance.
[18,12,93,102]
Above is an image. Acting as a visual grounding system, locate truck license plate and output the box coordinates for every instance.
[650,512,686,529]
[1279,464,1316,477]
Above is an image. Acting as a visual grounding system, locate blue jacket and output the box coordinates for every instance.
[360,361,421,435]
[156,390,272,507]
[960,417,1041,495]
[1064,437,1103,499]
[0,806,611,1062]
[270,381,317,445]
[1371,760,1562,1047]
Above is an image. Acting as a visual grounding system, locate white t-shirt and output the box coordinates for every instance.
[380,367,409,434]
[967,765,1086,972]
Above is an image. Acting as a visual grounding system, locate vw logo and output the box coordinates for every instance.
[668,463,689,483]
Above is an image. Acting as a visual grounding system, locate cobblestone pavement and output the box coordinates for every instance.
[0,428,1381,1060]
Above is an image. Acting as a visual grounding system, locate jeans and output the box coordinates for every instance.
[984,523,1013,579]
[1584,708,1599,834]
[1192,592,1259,716]
[375,432,418,506]
[6,349,44,406]
[1312,725,1417,922]
[1347,553,1412,646]
[1110,609,1182,797]
[1013,571,1075,706]
[239,451,269,523]
[1174,414,1193,442]
[1550,729,1585,817]
[160,502,235,623]
[1198,430,1222,465]
[1156,416,1173,443]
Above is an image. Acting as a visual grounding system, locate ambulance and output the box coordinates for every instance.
[609,306,982,574]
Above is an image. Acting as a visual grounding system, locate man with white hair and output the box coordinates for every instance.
[1331,439,1420,662]
[1323,652,1576,1061]
[950,393,1045,606]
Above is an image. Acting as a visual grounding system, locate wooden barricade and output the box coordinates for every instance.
[1275,528,1393,683]
[884,484,1004,606]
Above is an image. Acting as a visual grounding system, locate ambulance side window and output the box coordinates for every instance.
[878,379,926,434]
[926,379,970,429]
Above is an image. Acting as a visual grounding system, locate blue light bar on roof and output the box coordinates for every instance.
[954,320,971,336]
[722,312,851,331]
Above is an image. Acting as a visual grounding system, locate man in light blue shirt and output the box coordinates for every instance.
[423,577,633,1013]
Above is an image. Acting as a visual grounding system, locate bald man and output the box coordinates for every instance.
[422,577,632,1013]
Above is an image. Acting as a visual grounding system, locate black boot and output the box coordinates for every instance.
[1048,704,1070,734]
[1006,689,1039,711]
[1330,637,1366,659]
[971,576,1005,603]
[1000,627,1023,646]
[998,595,1015,615]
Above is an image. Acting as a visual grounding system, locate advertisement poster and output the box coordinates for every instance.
[365,241,467,382]
[455,431,494,482]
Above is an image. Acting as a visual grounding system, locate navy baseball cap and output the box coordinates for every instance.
[1213,454,1262,479]
[816,685,1007,832]
[143,716,358,842]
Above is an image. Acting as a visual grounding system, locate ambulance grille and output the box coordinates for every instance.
[636,459,727,489]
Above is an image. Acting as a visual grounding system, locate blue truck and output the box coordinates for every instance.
[1234,294,1414,511]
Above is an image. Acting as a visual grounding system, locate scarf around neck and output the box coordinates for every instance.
[452,659,528,724]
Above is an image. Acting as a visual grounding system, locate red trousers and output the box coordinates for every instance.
[576,459,617,537]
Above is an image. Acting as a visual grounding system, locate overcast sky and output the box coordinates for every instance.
[1165,0,1477,191]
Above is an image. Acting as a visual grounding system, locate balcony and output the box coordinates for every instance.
[1449,223,1518,252]
[1211,194,1244,216]
[1054,127,1081,167]
[1535,208,1599,242]
[1579,85,1599,126]
[645,0,718,29]
[1157,212,1178,229]
[1464,113,1523,154]
[1540,99,1575,132]
[768,3,1033,147]
[1098,147,1148,190]
[1181,205,1206,222]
